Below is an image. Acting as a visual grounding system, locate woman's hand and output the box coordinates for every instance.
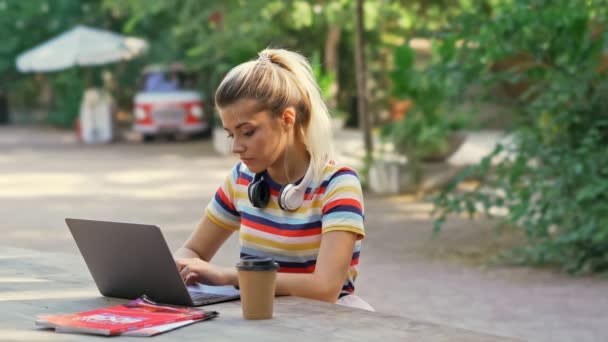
[175,258,230,286]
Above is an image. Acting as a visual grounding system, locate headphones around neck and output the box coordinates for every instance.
[248,163,314,211]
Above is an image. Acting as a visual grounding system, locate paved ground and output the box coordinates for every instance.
[1,126,607,341]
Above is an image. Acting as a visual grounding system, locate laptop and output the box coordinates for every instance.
[65,218,240,306]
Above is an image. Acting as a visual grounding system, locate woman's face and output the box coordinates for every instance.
[219,99,287,173]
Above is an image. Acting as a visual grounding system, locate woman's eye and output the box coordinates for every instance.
[226,133,234,139]
[243,129,255,137]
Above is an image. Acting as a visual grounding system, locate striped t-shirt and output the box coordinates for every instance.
[205,161,365,294]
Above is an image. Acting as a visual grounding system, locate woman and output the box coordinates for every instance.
[174,48,372,310]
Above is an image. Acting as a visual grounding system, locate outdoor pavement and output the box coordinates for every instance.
[1,125,607,341]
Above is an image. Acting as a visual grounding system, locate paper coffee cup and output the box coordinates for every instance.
[236,256,279,320]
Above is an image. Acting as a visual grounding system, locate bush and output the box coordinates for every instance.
[432,0,608,274]
[47,70,85,128]
[383,39,470,185]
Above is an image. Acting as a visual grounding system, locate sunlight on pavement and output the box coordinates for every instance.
[128,184,210,199]
[0,169,227,199]
[0,330,66,341]
[0,253,41,260]
[383,199,435,220]
[104,170,181,184]
[0,289,98,302]
[0,173,86,197]
[388,197,433,209]
[0,277,49,283]
[379,210,434,221]
[6,229,71,241]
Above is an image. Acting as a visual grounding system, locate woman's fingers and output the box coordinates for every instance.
[175,258,187,271]
[175,258,212,284]
[184,272,198,285]
[176,258,196,273]
[179,265,191,281]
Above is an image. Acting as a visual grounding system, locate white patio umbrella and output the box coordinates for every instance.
[16,25,148,72]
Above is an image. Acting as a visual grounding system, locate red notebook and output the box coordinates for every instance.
[36,296,218,336]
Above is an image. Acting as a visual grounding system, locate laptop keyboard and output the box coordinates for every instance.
[190,292,226,301]
[187,284,240,305]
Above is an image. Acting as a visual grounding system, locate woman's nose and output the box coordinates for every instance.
[231,138,245,154]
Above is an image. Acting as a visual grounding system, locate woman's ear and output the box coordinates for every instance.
[281,107,296,129]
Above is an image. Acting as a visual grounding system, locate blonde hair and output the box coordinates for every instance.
[215,48,335,185]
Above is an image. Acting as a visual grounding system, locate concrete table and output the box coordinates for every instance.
[0,247,515,341]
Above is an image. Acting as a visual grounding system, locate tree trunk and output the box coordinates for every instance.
[324,25,341,110]
[355,0,373,158]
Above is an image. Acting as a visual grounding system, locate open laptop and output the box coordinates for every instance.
[65,218,240,306]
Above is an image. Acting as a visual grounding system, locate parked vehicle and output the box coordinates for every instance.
[133,64,209,141]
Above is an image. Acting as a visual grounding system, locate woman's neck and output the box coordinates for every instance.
[267,142,310,185]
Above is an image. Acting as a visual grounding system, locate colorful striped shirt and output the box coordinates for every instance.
[205,161,365,294]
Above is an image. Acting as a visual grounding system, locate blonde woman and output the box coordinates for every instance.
[174,49,372,311]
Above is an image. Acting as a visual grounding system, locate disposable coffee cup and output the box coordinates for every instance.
[236,256,280,320]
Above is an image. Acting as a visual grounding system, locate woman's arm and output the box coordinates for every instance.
[275,230,357,302]
[209,230,357,303]
[174,214,235,262]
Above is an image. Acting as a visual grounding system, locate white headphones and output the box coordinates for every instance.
[278,163,314,210]
[248,163,314,211]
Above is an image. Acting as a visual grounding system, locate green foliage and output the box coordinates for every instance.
[432,0,608,274]
[3,0,474,128]
[104,0,331,107]
[1,0,124,127]
[311,52,335,103]
[102,0,467,120]
[0,0,99,76]
[383,40,469,183]
[47,69,85,127]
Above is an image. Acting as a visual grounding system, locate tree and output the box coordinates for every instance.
[432,0,608,274]
[1,0,118,125]
[355,0,373,162]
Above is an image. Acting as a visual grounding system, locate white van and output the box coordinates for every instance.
[133,64,210,141]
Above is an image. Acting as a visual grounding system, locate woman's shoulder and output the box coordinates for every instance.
[322,160,358,175]
[317,160,364,203]
[319,160,360,185]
